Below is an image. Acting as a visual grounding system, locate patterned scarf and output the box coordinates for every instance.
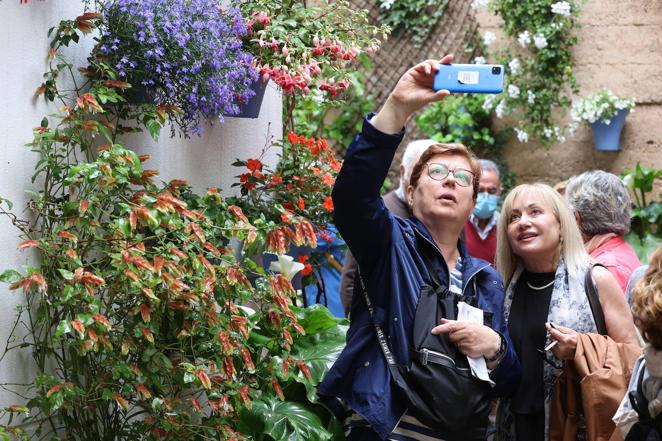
[496,258,594,441]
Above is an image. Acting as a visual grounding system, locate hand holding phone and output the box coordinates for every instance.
[433,63,504,94]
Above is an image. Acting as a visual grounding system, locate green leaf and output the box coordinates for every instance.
[239,396,332,441]
[58,269,75,281]
[54,320,72,339]
[0,270,22,284]
[295,304,344,335]
[98,124,113,143]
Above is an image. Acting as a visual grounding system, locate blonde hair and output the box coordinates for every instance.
[631,246,662,349]
[496,183,589,286]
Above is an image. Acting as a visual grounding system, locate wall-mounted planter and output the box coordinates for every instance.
[589,108,629,152]
[233,80,269,119]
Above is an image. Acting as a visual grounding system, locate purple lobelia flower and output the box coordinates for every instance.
[98,0,257,136]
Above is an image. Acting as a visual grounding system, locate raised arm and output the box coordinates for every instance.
[332,56,453,271]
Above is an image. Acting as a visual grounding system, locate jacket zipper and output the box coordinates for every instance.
[421,348,471,371]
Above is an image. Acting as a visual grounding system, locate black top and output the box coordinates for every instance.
[508,270,556,414]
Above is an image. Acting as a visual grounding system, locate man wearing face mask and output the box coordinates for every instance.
[464,159,502,265]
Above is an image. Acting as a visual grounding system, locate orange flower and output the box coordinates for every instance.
[297,197,305,210]
[246,158,263,172]
[323,196,334,212]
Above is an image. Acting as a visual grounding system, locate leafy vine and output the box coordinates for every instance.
[476,0,581,145]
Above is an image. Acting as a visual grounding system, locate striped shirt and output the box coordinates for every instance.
[345,258,464,440]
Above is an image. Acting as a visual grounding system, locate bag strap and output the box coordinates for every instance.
[584,264,608,335]
[357,267,397,367]
[357,249,449,368]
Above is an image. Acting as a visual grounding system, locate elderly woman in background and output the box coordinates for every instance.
[614,246,662,438]
[565,170,641,292]
[495,183,639,441]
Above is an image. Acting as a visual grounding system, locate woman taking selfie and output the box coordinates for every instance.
[318,55,521,441]
[494,183,639,441]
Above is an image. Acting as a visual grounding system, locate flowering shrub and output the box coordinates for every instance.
[475,0,581,145]
[241,0,384,97]
[0,8,347,441]
[571,90,635,124]
[229,132,341,241]
[240,0,387,131]
[96,0,256,135]
[378,0,448,46]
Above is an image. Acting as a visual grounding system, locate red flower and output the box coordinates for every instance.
[297,197,305,210]
[280,211,294,224]
[246,158,263,172]
[323,196,334,212]
[268,174,283,187]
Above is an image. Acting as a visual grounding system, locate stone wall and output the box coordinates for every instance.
[477,0,662,187]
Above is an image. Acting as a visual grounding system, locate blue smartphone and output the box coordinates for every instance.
[433,63,504,94]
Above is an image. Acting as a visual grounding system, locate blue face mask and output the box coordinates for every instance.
[473,192,499,220]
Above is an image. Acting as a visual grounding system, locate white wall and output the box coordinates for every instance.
[0,1,281,409]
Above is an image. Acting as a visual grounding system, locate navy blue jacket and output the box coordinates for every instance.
[317,116,521,439]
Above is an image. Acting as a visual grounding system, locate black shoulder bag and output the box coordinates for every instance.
[358,254,492,441]
[584,264,608,335]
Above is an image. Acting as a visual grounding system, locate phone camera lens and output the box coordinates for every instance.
[492,66,501,75]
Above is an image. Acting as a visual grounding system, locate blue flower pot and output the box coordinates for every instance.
[589,108,629,152]
[233,80,268,119]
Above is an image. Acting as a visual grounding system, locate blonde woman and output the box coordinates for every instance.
[494,183,639,441]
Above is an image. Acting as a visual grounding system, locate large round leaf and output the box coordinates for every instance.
[239,395,333,441]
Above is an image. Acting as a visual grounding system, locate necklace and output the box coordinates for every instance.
[527,280,555,291]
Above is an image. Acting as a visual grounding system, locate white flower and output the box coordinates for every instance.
[471,0,490,9]
[268,254,305,280]
[310,89,326,105]
[567,121,579,135]
[508,84,520,98]
[473,56,486,65]
[515,128,529,143]
[495,100,506,118]
[543,127,554,138]
[517,31,531,48]
[527,90,536,104]
[482,94,496,111]
[554,127,566,143]
[483,31,496,46]
[380,0,395,10]
[551,1,571,16]
[508,58,520,74]
[533,34,548,49]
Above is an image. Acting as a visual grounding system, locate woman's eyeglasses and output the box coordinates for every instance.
[427,163,475,188]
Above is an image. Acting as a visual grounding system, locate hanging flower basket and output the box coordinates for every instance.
[589,108,629,152]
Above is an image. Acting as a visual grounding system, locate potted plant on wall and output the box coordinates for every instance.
[240,0,388,130]
[92,0,257,136]
[571,90,635,151]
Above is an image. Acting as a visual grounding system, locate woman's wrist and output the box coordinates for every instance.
[371,97,411,134]
[485,332,506,363]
